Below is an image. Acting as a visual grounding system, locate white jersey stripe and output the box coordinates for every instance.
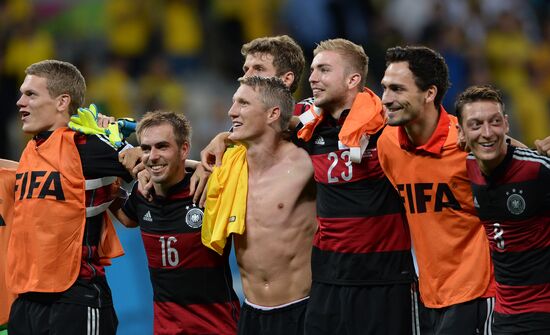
[513,154,550,170]
[86,200,114,218]
[85,176,117,191]
[513,148,550,169]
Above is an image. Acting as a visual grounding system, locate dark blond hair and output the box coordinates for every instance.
[137,110,192,147]
[241,35,305,93]
[25,60,86,115]
[238,76,294,131]
[314,38,369,88]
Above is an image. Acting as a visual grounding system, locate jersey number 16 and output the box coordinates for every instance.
[159,236,179,267]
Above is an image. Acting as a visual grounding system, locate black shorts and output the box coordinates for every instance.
[304,282,417,335]
[237,297,308,335]
[493,311,550,335]
[8,294,118,335]
[419,295,494,335]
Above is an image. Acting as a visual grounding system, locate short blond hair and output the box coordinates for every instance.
[314,39,369,88]
[238,76,294,131]
[26,60,86,115]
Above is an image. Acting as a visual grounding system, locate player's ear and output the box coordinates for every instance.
[347,73,361,90]
[267,106,281,126]
[456,123,463,140]
[57,94,71,114]
[280,71,295,90]
[180,141,190,160]
[456,123,468,151]
[504,114,510,134]
[425,85,437,104]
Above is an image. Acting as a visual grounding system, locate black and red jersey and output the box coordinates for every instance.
[72,133,132,281]
[123,174,239,335]
[295,102,414,285]
[467,145,550,332]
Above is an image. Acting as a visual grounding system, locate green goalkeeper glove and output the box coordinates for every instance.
[69,104,125,148]
[68,103,104,135]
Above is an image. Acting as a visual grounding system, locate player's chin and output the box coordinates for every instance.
[386,116,403,127]
[228,132,242,142]
[149,174,167,185]
[21,124,38,134]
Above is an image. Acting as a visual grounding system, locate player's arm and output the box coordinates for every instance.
[109,185,138,228]
[200,131,232,171]
[535,136,550,157]
[119,147,142,178]
[185,159,200,170]
[507,136,527,148]
[110,205,138,228]
[189,163,211,207]
[0,159,18,169]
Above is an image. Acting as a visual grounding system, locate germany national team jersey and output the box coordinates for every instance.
[467,145,550,333]
[123,174,240,335]
[295,102,414,286]
[377,109,494,308]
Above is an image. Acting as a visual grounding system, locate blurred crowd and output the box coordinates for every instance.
[1,0,550,160]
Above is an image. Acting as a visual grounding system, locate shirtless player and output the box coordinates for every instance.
[226,76,316,335]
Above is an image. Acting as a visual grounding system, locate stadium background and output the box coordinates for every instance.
[1,0,550,334]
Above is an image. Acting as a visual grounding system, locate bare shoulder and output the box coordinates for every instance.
[282,142,312,171]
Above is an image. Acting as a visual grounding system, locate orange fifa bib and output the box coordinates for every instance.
[0,168,16,324]
[7,127,86,294]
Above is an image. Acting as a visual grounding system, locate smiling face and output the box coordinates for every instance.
[458,100,509,175]
[309,50,353,111]
[17,75,70,134]
[140,123,189,189]
[381,61,428,127]
[227,84,269,142]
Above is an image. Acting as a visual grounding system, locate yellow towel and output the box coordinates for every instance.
[202,145,248,255]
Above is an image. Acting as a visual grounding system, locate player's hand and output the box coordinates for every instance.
[137,169,153,202]
[119,147,143,177]
[132,161,146,180]
[97,113,115,128]
[69,104,104,135]
[535,136,550,157]
[200,132,231,171]
[189,164,211,207]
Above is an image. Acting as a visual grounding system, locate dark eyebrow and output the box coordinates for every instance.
[381,82,405,90]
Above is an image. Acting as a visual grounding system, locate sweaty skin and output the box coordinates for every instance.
[234,141,316,307]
